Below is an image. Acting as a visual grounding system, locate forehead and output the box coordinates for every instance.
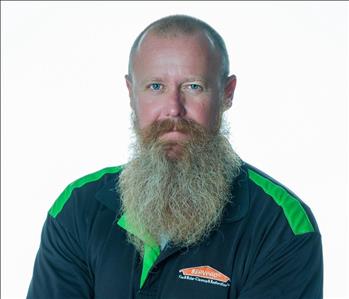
[132,31,221,81]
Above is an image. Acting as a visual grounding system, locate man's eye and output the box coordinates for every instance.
[187,84,203,91]
[190,84,200,89]
[149,83,162,91]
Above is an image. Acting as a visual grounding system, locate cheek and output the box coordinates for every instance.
[189,101,220,129]
[135,100,161,129]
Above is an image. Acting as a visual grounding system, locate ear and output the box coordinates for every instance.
[125,74,135,110]
[222,75,237,111]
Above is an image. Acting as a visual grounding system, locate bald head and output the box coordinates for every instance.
[128,15,230,82]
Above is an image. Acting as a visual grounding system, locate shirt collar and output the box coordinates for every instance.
[95,175,121,214]
[95,162,250,223]
[221,162,250,223]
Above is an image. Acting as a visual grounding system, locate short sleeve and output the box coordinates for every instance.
[238,232,323,299]
[27,215,93,299]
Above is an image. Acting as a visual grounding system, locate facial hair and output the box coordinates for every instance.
[118,116,242,256]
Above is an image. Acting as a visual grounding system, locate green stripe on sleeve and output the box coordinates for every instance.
[48,165,124,218]
[248,169,314,235]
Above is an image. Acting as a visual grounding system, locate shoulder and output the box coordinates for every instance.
[232,164,323,298]
[47,165,125,230]
[244,163,319,235]
[233,162,320,242]
[228,163,323,292]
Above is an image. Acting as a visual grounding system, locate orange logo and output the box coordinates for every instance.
[179,266,230,283]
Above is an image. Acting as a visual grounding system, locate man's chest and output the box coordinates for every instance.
[91,224,251,299]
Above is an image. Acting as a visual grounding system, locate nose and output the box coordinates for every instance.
[165,87,186,118]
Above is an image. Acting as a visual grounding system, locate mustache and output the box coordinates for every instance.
[139,118,208,145]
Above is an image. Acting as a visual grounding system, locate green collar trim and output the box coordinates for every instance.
[117,214,160,288]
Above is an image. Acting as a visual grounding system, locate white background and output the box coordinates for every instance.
[1,1,348,298]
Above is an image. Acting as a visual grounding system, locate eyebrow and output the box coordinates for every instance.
[140,78,164,85]
[140,77,208,85]
[182,77,208,83]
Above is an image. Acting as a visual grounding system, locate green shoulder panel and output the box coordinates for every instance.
[247,168,314,235]
[49,165,124,218]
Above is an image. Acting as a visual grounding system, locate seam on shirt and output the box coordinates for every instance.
[247,168,314,235]
[48,165,124,218]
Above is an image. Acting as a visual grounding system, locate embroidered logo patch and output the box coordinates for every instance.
[178,265,230,287]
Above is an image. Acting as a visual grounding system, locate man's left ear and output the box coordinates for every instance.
[125,74,135,110]
[223,75,237,111]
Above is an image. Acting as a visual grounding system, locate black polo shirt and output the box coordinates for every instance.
[27,162,323,298]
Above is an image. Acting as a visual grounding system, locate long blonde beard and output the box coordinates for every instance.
[118,117,242,255]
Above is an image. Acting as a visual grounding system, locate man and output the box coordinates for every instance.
[27,15,323,298]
